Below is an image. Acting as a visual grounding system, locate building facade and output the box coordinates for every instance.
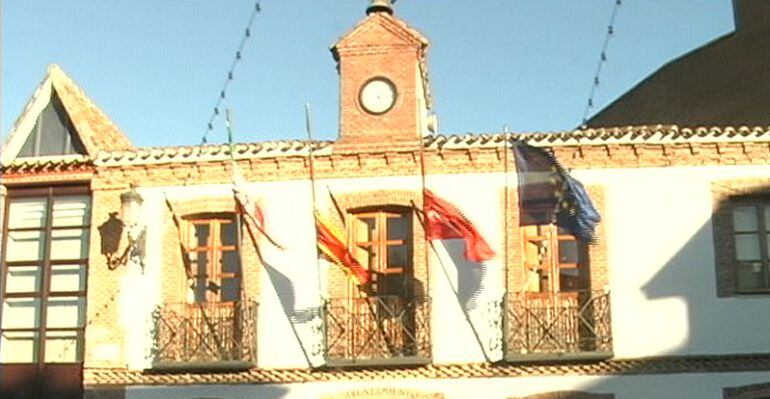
[1,2,769,398]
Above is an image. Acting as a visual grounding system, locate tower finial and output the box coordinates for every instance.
[367,0,393,15]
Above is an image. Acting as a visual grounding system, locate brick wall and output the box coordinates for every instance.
[324,189,428,299]
[85,185,127,368]
[10,141,759,190]
[163,196,261,304]
[335,13,426,146]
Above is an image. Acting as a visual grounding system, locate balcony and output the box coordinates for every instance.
[324,295,430,366]
[504,290,612,361]
[150,301,257,370]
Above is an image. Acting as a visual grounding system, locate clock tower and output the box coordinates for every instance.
[332,0,435,150]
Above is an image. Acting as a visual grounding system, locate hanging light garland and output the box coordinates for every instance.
[200,1,262,144]
[580,0,622,127]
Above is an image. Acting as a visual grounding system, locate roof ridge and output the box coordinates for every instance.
[48,64,135,153]
[82,125,770,168]
[331,11,428,52]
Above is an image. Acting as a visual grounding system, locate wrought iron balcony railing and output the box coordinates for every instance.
[151,301,257,370]
[324,294,430,366]
[504,290,612,361]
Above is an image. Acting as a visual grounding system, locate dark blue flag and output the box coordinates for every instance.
[513,141,601,242]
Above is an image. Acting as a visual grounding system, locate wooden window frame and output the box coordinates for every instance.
[521,220,590,295]
[349,207,413,296]
[730,199,770,294]
[185,214,242,304]
[0,185,90,365]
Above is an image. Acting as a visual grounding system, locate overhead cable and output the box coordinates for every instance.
[580,0,622,127]
[201,1,261,144]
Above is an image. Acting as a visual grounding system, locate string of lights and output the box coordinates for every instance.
[580,0,622,127]
[60,5,265,359]
[200,0,262,145]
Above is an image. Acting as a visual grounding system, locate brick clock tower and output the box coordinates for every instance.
[332,0,437,151]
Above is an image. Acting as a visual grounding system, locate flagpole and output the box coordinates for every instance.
[509,137,526,292]
[239,210,315,368]
[305,103,325,299]
[419,133,492,362]
[305,102,328,365]
[502,130,510,346]
[418,128,430,305]
[225,109,248,304]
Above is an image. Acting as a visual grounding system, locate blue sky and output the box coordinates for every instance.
[2,0,735,148]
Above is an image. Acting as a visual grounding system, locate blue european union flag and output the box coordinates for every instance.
[513,141,601,242]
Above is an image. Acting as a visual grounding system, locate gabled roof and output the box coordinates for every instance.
[331,11,428,55]
[1,64,134,165]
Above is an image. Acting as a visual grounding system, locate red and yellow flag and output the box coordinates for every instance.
[315,212,372,286]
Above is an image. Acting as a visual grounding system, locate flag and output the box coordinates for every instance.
[234,188,265,231]
[513,142,601,242]
[231,162,284,250]
[232,162,263,226]
[315,212,372,286]
[423,189,495,263]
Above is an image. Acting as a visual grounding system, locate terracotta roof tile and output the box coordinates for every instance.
[0,155,93,174]
[427,125,770,150]
[3,125,766,171]
[89,125,770,167]
[84,354,770,387]
[94,140,332,167]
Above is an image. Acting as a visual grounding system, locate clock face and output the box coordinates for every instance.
[359,77,396,115]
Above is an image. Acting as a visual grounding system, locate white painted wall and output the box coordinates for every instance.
[118,370,770,399]
[116,164,770,370]
[581,165,770,357]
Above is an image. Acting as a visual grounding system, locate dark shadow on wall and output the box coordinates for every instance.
[263,261,321,323]
[518,182,770,398]
[85,385,291,399]
[441,238,486,311]
[85,388,125,399]
[642,182,770,354]
[261,259,322,369]
[98,212,124,257]
[639,219,718,352]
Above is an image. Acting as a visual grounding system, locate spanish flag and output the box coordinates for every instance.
[315,212,372,286]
